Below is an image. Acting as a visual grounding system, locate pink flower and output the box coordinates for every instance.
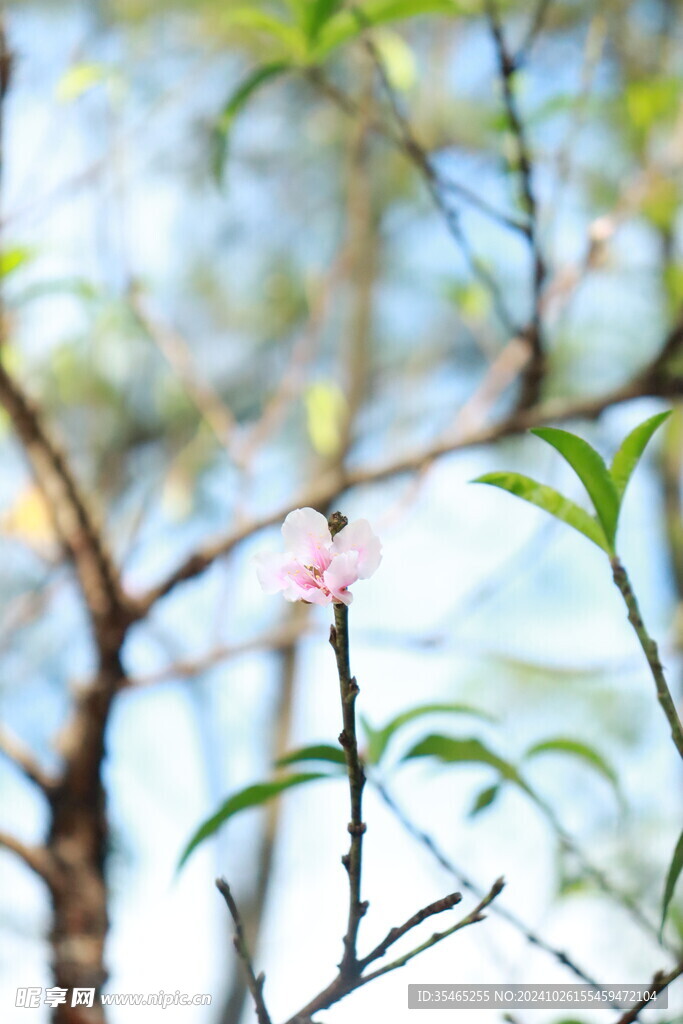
[254,507,382,606]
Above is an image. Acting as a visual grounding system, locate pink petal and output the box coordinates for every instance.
[253,552,297,594]
[330,518,382,579]
[324,551,360,604]
[281,507,332,571]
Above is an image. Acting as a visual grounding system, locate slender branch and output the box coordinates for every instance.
[373,779,618,999]
[215,878,272,1024]
[485,0,547,408]
[361,879,504,984]
[330,598,367,977]
[358,891,462,970]
[0,361,133,643]
[134,326,683,614]
[612,958,683,1024]
[284,880,503,1024]
[0,831,54,884]
[0,726,56,792]
[611,557,683,761]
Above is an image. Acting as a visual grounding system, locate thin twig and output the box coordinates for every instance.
[0,726,55,792]
[612,958,683,1024]
[358,891,462,969]
[485,0,547,408]
[329,597,367,977]
[361,879,504,984]
[0,831,54,884]
[611,557,683,761]
[134,320,683,613]
[284,880,503,1024]
[215,878,272,1024]
[374,779,618,993]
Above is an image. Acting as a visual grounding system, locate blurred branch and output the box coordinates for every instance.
[374,780,618,1000]
[0,831,54,884]
[134,316,683,613]
[215,878,272,1024]
[485,0,547,409]
[0,726,55,792]
[612,959,683,1024]
[0,362,133,645]
[130,290,241,465]
[284,879,503,1024]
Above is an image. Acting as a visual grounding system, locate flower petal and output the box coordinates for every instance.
[253,552,297,594]
[281,507,332,570]
[324,550,360,603]
[331,518,382,579]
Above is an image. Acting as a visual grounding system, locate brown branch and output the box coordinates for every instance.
[0,725,56,792]
[134,325,683,614]
[329,597,367,978]
[0,830,54,884]
[215,878,272,1024]
[284,879,504,1024]
[358,890,462,970]
[612,958,683,1024]
[485,0,547,408]
[374,780,621,1003]
[0,361,134,643]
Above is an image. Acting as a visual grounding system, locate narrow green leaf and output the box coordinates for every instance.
[211,62,290,182]
[523,737,622,803]
[177,773,326,871]
[610,411,672,501]
[530,427,620,549]
[473,472,610,552]
[313,0,464,59]
[362,703,495,766]
[305,0,344,41]
[276,744,347,769]
[403,733,523,784]
[661,828,683,936]
[468,783,501,817]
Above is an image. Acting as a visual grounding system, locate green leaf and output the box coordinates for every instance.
[523,737,622,804]
[313,0,464,59]
[276,744,347,769]
[610,412,672,502]
[473,472,610,552]
[530,427,620,550]
[212,62,291,182]
[304,0,344,42]
[403,734,525,786]
[468,783,501,817]
[362,703,495,766]
[177,773,326,870]
[661,827,683,936]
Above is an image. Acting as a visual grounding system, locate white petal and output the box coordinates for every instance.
[253,552,293,594]
[331,518,382,579]
[281,507,332,565]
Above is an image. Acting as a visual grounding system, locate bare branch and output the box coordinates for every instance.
[358,890,462,970]
[0,362,134,643]
[134,322,683,614]
[612,959,683,1024]
[485,0,547,408]
[0,726,56,792]
[215,878,272,1024]
[284,880,504,1024]
[361,879,504,984]
[0,831,54,885]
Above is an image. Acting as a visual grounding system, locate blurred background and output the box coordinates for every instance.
[0,0,682,1022]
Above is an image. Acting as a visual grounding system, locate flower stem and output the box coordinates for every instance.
[611,557,683,762]
[330,601,367,977]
